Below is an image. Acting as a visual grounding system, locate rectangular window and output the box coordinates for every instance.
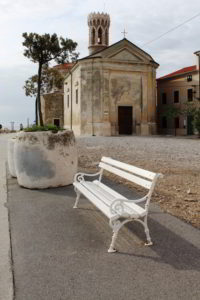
[187,75,192,82]
[174,91,179,103]
[76,89,78,104]
[162,117,167,129]
[67,95,69,108]
[162,93,167,104]
[188,89,193,102]
[175,117,179,129]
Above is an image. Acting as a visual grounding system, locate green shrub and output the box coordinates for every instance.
[24,124,65,132]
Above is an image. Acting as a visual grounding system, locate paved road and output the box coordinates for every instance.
[1,133,200,299]
[0,134,15,300]
[7,165,200,299]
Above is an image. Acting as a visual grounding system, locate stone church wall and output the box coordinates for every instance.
[64,66,81,135]
[63,58,157,136]
[41,92,64,127]
[109,71,142,135]
[80,64,105,136]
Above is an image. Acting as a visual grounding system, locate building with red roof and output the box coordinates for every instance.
[157,55,200,136]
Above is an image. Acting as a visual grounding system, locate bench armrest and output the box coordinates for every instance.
[74,171,102,183]
[110,196,147,215]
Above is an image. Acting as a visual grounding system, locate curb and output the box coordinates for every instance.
[0,160,14,300]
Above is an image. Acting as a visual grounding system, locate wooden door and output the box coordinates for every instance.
[118,106,133,135]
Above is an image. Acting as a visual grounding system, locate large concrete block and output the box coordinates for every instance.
[14,130,77,189]
[7,138,17,177]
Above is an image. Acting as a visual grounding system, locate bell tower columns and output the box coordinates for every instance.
[88,12,110,55]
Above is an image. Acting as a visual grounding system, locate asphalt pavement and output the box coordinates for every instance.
[1,134,200,300]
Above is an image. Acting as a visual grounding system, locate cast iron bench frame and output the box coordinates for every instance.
[73,156,162,253]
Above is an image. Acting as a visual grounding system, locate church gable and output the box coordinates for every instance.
[109,49,143,62]
[90,39,157,65]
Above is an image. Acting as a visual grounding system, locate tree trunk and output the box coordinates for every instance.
[37,63,43,126]
[35,97,38,125]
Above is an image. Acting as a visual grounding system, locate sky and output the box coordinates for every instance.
[1,0,200,129]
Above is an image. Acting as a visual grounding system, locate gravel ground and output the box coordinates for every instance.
[77,135,200,228]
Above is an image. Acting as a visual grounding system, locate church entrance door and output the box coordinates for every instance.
[118,106,132,135]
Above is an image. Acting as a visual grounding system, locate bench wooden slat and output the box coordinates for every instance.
[81,182,137,217]
[99,162,152,189]
[82,181,113,205]
[73,182,113,219]
[93,180,146,217]
[75,181,145,218]
[101,157,156,180]
[93,180,127,200]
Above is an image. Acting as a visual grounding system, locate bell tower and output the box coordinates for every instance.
[88,12,110,55]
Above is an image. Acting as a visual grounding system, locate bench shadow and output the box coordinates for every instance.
[13,178,200,272]
[118,218,200,272]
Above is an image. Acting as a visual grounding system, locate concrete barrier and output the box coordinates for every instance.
[14,130,77,189]
[7,137,17,177]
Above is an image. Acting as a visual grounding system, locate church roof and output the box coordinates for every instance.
[78,38,159,65]
[53,63,74,70]
[157,65,197,80]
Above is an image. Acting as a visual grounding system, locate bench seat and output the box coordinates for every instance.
[74,180,146,220]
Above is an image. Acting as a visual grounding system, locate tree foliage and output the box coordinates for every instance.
[22,32,78,125]
[24,65,65,97]
[193,108,200,136]
[162,102,200,136]
[161,105,181,120]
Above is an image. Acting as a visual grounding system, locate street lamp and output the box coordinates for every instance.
[194,50,200,101]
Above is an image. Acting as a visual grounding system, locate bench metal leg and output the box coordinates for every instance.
[73,189,81,208]
[143,216,153,246]
[108,231,118,253]
[108,220,122,253]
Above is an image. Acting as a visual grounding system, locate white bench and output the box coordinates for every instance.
[73,157,163,253]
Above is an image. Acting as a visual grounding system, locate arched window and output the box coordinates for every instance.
[98,27,102,44]
[92,28,95,44]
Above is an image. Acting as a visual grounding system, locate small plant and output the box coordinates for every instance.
[193,108,200,137]
[24,124,64,133]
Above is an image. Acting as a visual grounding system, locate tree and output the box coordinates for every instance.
[161,105,181,136]
[182,102,197,117]
[24,73,38,124]
[193,108,200,136]
[24,65,65,124]
[22,33,78,125]
[182,102,200,136]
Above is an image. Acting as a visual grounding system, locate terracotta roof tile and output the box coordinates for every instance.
[157,65,197,80]
[53,63,74,70]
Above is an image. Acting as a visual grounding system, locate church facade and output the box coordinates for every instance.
[63,12,159,136]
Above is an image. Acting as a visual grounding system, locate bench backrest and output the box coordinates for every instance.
[99,157,157,190]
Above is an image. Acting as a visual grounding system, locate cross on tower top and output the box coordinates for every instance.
[121,28,128,38]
